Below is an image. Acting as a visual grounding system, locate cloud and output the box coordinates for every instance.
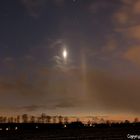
[24,55,35,61]
[88,0,116,14]
[112,0,140,68]
[20,105,46,112]
[53,0,65,7]
[113,0,136,25]
[87,70,140,114]
[21,0,47,17]
[113,8,129,25]
[132,0,140,15]
[48,39,74,71]
[126,25,140,40]
[0,81,15,91]
[116,25,140,40]
[50,39,64,49]
[54,100,76,109]
[0,75,45,98]
[44,68,140,115]
[0,67,140,115]
[113,0,140,40]
[123,46,140,65]
[1,57,16,70]
[21,0,65,17]
[3,57,14,62]
[113,0,139,25]
[103,37,118,53]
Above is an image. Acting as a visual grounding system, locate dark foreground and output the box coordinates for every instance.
[0,123,140,140]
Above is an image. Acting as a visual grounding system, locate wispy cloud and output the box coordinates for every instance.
[54,100,76,109]
[123,45,140,66]
[21,0,65,17]
[53,0,65,7]
[20,105,46,112]
[113,0,140,40]
[88,0,118,14]
[87,70,140,114]
[21,0,47,17]
[0,67,140,115]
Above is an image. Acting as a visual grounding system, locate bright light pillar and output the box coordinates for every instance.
[63,48,67,60]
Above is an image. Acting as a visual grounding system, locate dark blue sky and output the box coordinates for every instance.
[0,0,116,62]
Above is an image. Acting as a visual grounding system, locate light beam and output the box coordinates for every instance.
[63,48,67,60]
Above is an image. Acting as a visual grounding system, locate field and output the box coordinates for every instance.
[0,125,139,140]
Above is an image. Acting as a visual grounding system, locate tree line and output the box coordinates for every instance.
[0,114,69,124]
[0,114,139,125]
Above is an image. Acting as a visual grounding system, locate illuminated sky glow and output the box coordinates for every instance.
[0,0,140,120]
[63,48,67,60]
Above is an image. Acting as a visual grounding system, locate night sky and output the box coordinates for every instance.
[0,0,140,119]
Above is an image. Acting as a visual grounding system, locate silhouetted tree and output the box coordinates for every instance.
[46,116,51,123]
[92,117,98,124]
[37,117,41,123]
[58,116,63,123]
[30,116,35,123]
[106,120,111,126]
[41,113,46,123]
[16,115,20,123]
[87,120,92,126]
[22,114,28,123]
[52,116,57,124]
[3,117,7,123]
[124,120,130,124]
[100,118,105,124]
[134,117,139,123]
[14,117,17,123]
[64,116,69,124]
[0,116,4,123]
[8,117,14,123]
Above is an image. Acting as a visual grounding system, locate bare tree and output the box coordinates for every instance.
[3,117,7,123]
[100,118,105,124]
[41,113,46,123]
[92,117,99,124]
[46,116,51,123]
[64,116,69,124]
[124,120,130,124]
[52,116,57,124]
[58,116,63,124]
[8,117,14,123]
[14,117,17,123]
[134,117,139,123]
[16,115,20,123]
[0,116,4,123]
[87,120,92,126]
[37,117,41,123]
[0,116,8,123]
[30,116,35,123]
[22,114,28,123]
